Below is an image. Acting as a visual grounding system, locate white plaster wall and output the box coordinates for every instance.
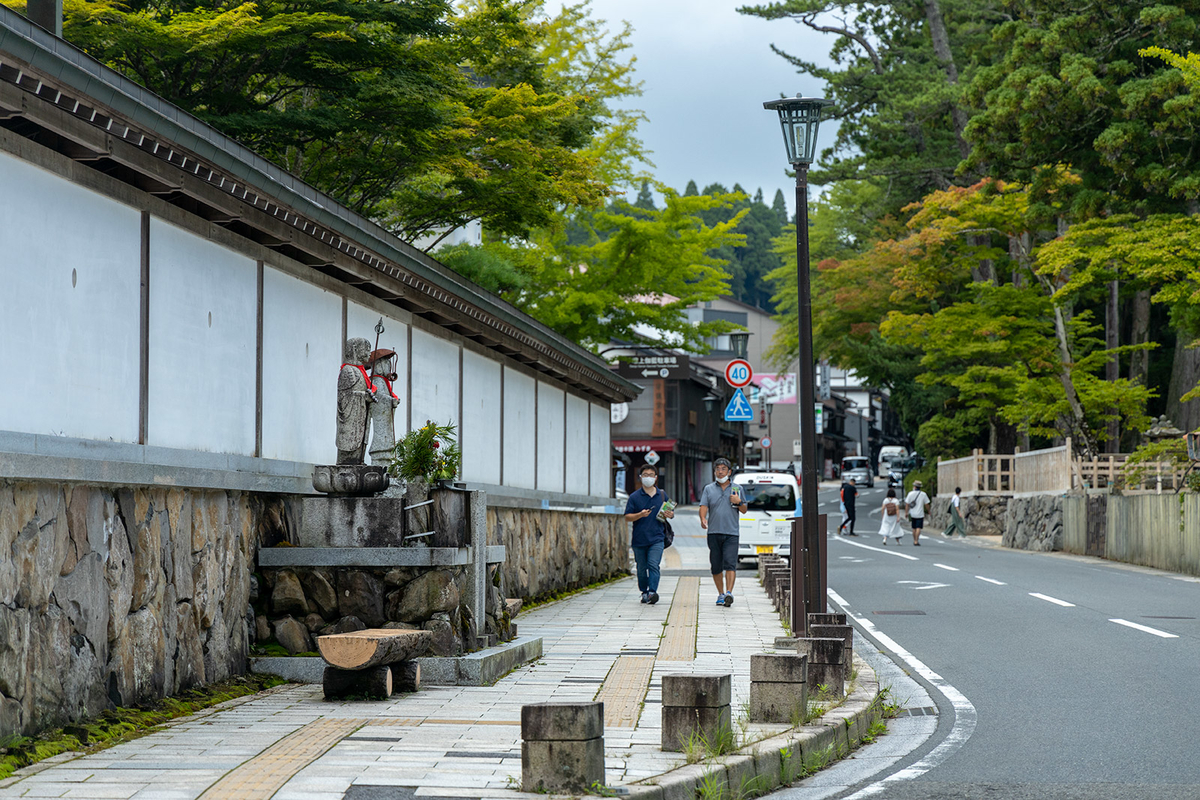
[591,402,612,497]
[261,267,342,463]
[410,327,459,433]
[537,382,565,492]
[565,393,590,495]
[502,368,537,489]
[348,302,408,445]
[461,350,502,484]
[147,219,257,455]
[0,151,142,441]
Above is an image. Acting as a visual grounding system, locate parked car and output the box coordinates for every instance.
[840,456,874,488]
[732,471,800,563]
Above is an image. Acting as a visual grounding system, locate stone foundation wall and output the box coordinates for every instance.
[253,564,512,657]
[927,495,1011,536]
[0,479,281,738]
[489,507,628,600]
[1002,495,1064,551]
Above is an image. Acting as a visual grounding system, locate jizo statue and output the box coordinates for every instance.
[336,337,376,465]
[368,348,401,468]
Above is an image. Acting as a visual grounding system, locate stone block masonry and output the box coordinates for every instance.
[489,506,627,601]
[0,479,275,738]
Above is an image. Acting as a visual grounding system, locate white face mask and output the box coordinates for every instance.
[717,475,730,484]
[641,476,656,487]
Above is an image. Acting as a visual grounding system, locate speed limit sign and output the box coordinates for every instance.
[725,359,753,388]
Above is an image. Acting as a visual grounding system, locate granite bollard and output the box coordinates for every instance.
[521,702,604,792]
[798,637,846,698]
[810,623,853,667]
[749,653,808,723]
[661,673,732,751]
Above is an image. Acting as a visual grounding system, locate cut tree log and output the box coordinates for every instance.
[323,665,392,700]
[391,661,421,693]
[317,628,433,670]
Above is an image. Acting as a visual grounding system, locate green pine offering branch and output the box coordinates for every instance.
[388,421,461,483]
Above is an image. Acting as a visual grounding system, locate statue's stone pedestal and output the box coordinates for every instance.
[312,464,390,495]
[299,496,404,547]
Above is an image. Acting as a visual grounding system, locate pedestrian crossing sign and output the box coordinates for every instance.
[724,388,754,422]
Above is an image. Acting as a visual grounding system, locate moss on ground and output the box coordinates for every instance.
[0,673,287,781]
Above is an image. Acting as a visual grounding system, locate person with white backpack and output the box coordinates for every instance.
[880,488,904,545]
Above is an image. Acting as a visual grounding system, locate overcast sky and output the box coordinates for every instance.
[581,0,834,216]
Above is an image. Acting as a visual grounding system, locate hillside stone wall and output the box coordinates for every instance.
[927,495,1011,536]
[1002,495,1064,551]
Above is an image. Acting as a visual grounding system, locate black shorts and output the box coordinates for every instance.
[911,517,925,529]
[708,533,739,573]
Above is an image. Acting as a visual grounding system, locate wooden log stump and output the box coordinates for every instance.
[391,660,421,693]
[323,665,392,700]
[317,629,432,670]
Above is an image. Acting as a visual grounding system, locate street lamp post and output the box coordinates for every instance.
[764,93,831,636]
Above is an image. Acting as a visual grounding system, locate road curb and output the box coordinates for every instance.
[599,652,882,800]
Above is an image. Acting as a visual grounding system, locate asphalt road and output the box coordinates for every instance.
[766,483,1200,800]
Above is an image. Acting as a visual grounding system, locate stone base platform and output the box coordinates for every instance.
[250,635,542,687]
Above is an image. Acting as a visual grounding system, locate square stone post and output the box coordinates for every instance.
[749,653,808,723]
[798,637,846,699]
[661,673,732,751]
[466,490,488,647]
[521,702,604,792]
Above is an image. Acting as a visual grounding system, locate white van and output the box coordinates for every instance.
[878,446,908,475]
[732,471,800,562]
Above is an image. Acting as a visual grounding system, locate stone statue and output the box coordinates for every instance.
[336,337,376,464]
[368,348,401,468]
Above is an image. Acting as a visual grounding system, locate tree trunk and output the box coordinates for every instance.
[1105,279,1120,452]
[1051,302,1090,455]
[923,0,970,160]
[1166,333,1200,432]
[323,665,392,700]
[1128,288,1151,387]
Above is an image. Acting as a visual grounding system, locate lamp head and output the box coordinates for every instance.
[763,94,832,166]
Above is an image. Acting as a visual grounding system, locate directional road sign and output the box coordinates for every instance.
[725,359,753,388]
[724,388,754,422]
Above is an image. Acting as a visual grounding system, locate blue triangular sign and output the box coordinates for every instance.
[724,388,754,422]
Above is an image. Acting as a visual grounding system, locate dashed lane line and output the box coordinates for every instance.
[1109,618,1179,639]
[933,563,959,571]
[975,576,1006,585]
[1029,592,1075,607]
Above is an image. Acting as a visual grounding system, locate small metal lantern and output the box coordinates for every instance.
[729,330,751,359]
[763,94,833,166]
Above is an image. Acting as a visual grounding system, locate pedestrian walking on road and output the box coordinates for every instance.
[904,480,931,546]
[837,477,858,536]
[699,458,747,607]
[944,486,967,538]
[880,488,903,544]
[624,463,673,605]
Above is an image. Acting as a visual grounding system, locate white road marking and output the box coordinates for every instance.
[975,576,1006,585]
[828,588,977,797]
[1109,618,1179,638]
[1029,592,1075,607]
[897,581,950,590]
[832,537,920,561]
[933,563,959,572]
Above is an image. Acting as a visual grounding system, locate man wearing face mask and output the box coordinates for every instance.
[623,463,673,605]
[698,458,747,607]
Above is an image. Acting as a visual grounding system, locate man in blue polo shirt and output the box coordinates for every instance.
[623,463,674,605]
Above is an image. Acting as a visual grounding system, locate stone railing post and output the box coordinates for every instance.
[809,619,853,667]
[749,653,807,723]
[798,637,846,699]
[521,702,604,793]
[661,673,732,752]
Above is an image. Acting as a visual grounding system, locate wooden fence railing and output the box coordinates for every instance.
[937,438,1188,496]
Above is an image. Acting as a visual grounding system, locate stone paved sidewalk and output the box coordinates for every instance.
[0,510,799,800]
